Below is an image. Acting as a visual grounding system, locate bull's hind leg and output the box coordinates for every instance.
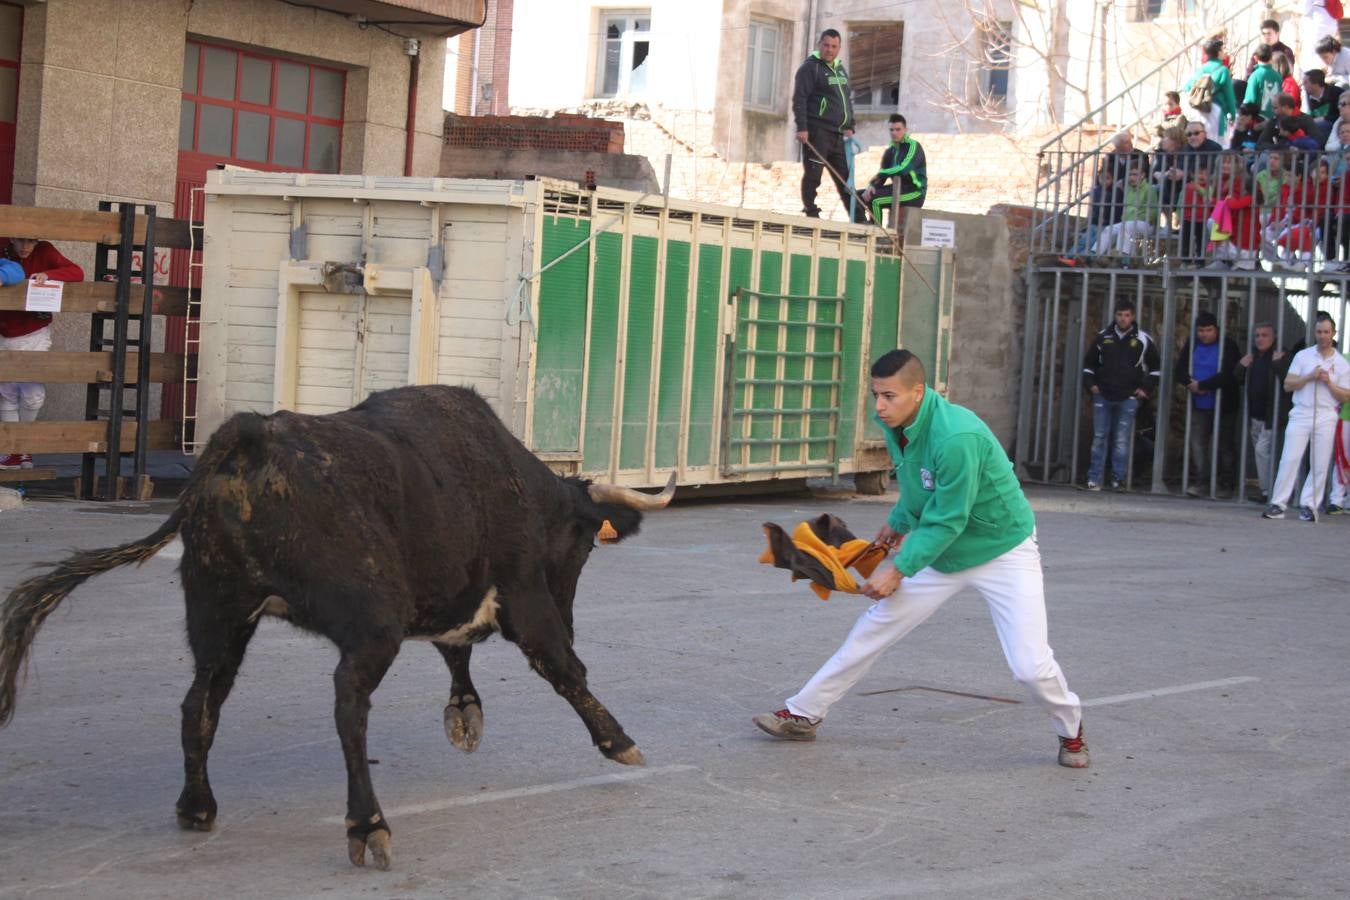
[176,593,259,832]
[501,595,643,766]
[434,644,483,752]
[334,632,400,870]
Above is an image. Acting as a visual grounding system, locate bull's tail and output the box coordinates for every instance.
[0,507,184,726]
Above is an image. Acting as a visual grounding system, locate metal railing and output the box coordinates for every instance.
[1033,148,1350,273]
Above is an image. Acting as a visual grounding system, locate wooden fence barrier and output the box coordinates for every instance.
[0,203,198,499]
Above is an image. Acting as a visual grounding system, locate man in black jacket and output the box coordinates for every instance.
[1082,298,1161,491]
[1175,311,1243,495]
[859,114,926,235]
[792,29,867,222]
[1238,322,1290,502]
[1256,93,1326,149]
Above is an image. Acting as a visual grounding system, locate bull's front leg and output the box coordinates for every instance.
[333,634,400,870]
[500,593,643,766]
[434,643,483,752]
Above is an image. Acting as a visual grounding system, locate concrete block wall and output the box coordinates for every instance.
[444,114,624,153]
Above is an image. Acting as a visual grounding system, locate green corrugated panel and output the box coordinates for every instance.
[686,243,723,467]
[900,256,940,388]
[806,258,840,462]
[583,232,623,472]
[619,236,658,470]
[725,248,767,466]
[867,257,901,439]
[838,259,867,452]
[531,218,591,451]
[774,255,814,463]
[654,240,691,469]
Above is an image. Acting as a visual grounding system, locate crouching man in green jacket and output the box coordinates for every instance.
[754,349,1089,767]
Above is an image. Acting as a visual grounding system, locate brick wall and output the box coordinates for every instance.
[511,102,1047,219]
[444,114,625,154]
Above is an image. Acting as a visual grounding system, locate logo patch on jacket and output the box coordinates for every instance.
[920,468,935,490]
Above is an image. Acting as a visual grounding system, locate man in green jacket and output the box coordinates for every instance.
[1245,45,1283,120]
[754,349,1088,768]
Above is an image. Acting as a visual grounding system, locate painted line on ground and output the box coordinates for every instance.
[1080,676,1260,708]
[321,763,699,824]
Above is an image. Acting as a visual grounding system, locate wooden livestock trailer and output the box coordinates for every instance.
[196,172,954,490]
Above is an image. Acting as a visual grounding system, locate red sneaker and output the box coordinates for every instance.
[17,454,33,469]
[0,454,22,470]
[1058,725,1090,768]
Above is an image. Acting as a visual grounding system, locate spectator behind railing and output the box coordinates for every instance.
[1320,152,1350,271]
[1238,322,1291,505]
[1256,94,1326,149]
[1273,52,1300,110]
[1211,154,1258,270]
[1154,92,1187,141]
[1057,163,1123,266]
[1324,94,1350,150]
[1245,45,1282,119]
[1180,161,1215,263]
[1094,165,1159,260]
[1246,18,1295,77]
[1331,122,1350,175]
[1153,126,1187,230]
[1303,70,1342,127]
[1255,149,1292,253]
[1185,38,1238,145]
[1175,310,1242,497]
[1315,35,1350,89]
[1230,103,1265,160]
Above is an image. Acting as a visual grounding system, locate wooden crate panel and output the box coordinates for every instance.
[0,420,178,453]
[440,336,500,360]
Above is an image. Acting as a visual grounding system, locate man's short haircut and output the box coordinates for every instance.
[1256,44,1273,62]
[1166,90,1180,104]
[1278,114,1300,133]
[1307,69,1327,87]
[1254,321,1275,333]
[1275,92,1297,111]
[889,113,907,125]
[1316,309,1333,322]
[820,28,841,41]
[1239,102,1262,118]
[1203,38,1223,58]
[871,349,926,385]
[1262,18,1279,32]
[1317,36,1342,55]
[1113,297,1136,313]
[1195,311,1218,329]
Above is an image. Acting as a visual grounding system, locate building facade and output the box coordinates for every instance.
[1,0,484,420]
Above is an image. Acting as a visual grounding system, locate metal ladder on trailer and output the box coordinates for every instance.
[77,202,161,501]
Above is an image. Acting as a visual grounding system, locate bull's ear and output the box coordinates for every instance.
[588,504,643,544]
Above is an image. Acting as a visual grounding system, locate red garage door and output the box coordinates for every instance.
[170,40,345,421]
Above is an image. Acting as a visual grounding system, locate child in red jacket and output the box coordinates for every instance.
[1212,154,1258,269]
[1181,164,1214,263]
[0,237,85,469]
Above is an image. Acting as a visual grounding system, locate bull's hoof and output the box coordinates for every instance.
[176,809,215,832]
[443,700,483,753]
[610,745,645,766]
[347,827,393,870]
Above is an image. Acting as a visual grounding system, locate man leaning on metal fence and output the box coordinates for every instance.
[1082,297,1160,491]
[1237,323,1290,504]
[1175,311,1242,496]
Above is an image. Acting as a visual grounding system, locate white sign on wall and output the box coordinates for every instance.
[920,218,956,249]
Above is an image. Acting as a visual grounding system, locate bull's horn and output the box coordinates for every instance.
[588,472,677,510]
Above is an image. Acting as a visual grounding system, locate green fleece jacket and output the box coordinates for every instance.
[880,388,1035,576]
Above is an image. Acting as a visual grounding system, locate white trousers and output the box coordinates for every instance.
[1269,408,1337,510]
[786,536,1083,738]
[0,326,52,421]
[1094,219,1153,256]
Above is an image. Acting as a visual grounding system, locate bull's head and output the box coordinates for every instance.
[583,472,677,544]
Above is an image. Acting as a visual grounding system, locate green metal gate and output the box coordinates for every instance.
[721,288,845,478]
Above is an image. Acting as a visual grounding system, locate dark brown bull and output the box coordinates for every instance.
[0,385,674,870]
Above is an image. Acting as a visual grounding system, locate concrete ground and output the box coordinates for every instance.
[0,485,1346,899]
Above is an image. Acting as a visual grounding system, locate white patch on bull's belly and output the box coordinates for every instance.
[248,595,292,622]
[409,587,501,646]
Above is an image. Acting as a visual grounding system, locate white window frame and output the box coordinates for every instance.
[595,9,652,99]
[744,18,781,112]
